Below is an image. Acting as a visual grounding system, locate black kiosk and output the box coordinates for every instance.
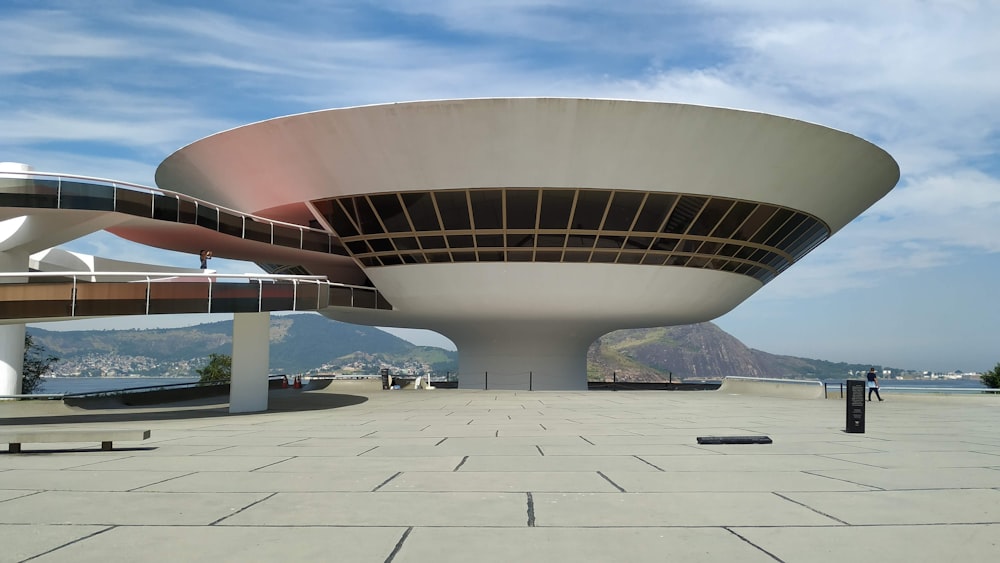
[845,379,866,433]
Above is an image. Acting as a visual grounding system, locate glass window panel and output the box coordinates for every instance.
[370,193,410,232]
[711,201,756,239]
[400,253,426,264]
[318,200,359,237]
[617,252,642,264]
[632,193,676,232]
[651,237,679,252]
[401,192,440,231]
[60,181,114,211]
[751,208,794,244]
[418,235,446,249]
[367,238,394,252]
[434,191,471,230]
[641,254,665,265]
[735,246,756,260]
[426,251,452,263]
[152,194,179,222]
[595,235,624,249]
[359,257,380,267]
[452,251,477,262]
[718,244,741,257]
[506,189,538,229]
[563,251,591,262]
[737,205,777,241]
[591,251,618,263]
[0,178,58,208]
[688,198,733,236]
[379,255,403,266]
[115,188,152,217]
[785,223,828,259]
[244,218,271,243]
[624,236,652,251]
[720,261,740,272]
[219,211,243,237]
[536,234,565,247]
[346,241,371,254]
[470,190,503,229]
[393,236,420,251]
[764,213,806,247]
[686,256,708,268]
[178,199,197,224]
[666,255,690,267]
[348,197,383,234]
[475,234,504,248]
[603,191,645,231]
[272,225,300,248]
[571,190,610,230]
[477,250,504,262]
[539,190,574,229]
[662,195,707,234]
[507,251,533,262]
[534,250,562,261]
[196,205,219,231]
[566,234,596,248]
[748,248,768,262]
[697,241,721,255]
[447,234,474,249]
[301,230,330,252]
[508,233,535,248]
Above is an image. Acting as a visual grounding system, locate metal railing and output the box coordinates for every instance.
[0,171,347,256]
[0,271,391,319]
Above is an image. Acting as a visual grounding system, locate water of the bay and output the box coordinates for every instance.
[32,376,991,395]
[36,376,200,395]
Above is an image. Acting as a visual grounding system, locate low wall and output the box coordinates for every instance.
[717,377,825,399]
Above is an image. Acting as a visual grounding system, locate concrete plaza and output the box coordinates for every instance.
[1,385,999,562]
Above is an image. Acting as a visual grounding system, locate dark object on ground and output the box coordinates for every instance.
[1,428,151,453]
[696,435,772,445]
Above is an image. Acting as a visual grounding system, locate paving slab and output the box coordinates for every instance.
[221,491,529,527]
[0,524,109,562]
[532,492,843,527]
[734,524,1000,563]
[782,488,1000,524]
[0,491,268,525]
[395,527,778,563]
[27,526,405,563]
[2,387,999,562]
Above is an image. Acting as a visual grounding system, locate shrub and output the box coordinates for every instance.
[980,363,1000,389]
[197,353,232,384]
[22,334,58,394]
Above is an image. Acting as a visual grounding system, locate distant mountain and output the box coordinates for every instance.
[29,314,892,381]
[29,314,458,377]
[587,323,898,381]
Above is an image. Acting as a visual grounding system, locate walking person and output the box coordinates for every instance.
[866,367,883,401]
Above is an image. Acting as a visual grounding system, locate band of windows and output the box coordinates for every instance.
[312,188,830,284]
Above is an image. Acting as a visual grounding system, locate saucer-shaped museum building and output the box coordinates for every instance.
[125,98,899,390]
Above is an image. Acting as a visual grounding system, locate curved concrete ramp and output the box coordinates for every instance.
[717,377,825,399]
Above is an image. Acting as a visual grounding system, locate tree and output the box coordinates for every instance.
[196,353,232,384]
[22,334,58,394]
[980,363,1000,389]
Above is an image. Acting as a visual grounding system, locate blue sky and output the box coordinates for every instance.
[2,1,998,372]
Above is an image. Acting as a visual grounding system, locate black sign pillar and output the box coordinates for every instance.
[380,368,390,390]
[845,379,865,433]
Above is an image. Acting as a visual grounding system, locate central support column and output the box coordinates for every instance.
[230,312,270,413]
[0,251,27,395]
[444,322,606,391]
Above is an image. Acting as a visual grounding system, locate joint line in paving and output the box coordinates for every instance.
[21,525,117,562]
[128,471,197,491]
[772,492,850,525]
[597,471,626,492]
[208,492,278,526]
[357,446,379,456]
[435,437,447,446]
[535,445,545,456]
[802,469,885,490]
[633,455,665,471]
[453,456,468,471]
[373,471,402,491]
[383,526,413,563]
[724,527,787,562]
[579,435,595,445]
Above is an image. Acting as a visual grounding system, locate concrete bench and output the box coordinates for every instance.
[0,428,151,453]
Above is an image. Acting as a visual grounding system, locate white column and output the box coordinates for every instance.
[230,312,270,413]
[0,252,27,395]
